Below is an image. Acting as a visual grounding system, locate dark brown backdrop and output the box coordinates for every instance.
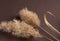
[0,0,60,41]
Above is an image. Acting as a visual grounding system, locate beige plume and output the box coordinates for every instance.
[0,19,43,38]
[19,8,56,41]
[19,8,40,28]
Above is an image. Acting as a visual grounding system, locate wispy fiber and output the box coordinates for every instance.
[19,8,40,28]
[0,19,42,38]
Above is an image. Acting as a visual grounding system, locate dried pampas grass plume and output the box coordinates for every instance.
[18,8,54,41]
[0,8,57,41]
[0,19,43,38]
[19,8,40,27]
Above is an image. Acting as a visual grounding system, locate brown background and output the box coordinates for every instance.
[0,0,60,41]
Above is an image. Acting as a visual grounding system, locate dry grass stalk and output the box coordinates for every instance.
[0,8,59,41]
[44,11,60,34]
[19,8,60,41]
[44,11,60,41]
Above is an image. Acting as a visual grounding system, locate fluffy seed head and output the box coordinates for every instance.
[0,19,42,38]
[19,8,40,27]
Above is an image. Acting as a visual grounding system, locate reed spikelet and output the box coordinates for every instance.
[0,8,59,41]
[19,8,40,27]
[0,19,43,38]
[19,8,60,41]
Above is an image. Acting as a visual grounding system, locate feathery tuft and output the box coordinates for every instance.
[0,19,42,38]
[19,8,40,27]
